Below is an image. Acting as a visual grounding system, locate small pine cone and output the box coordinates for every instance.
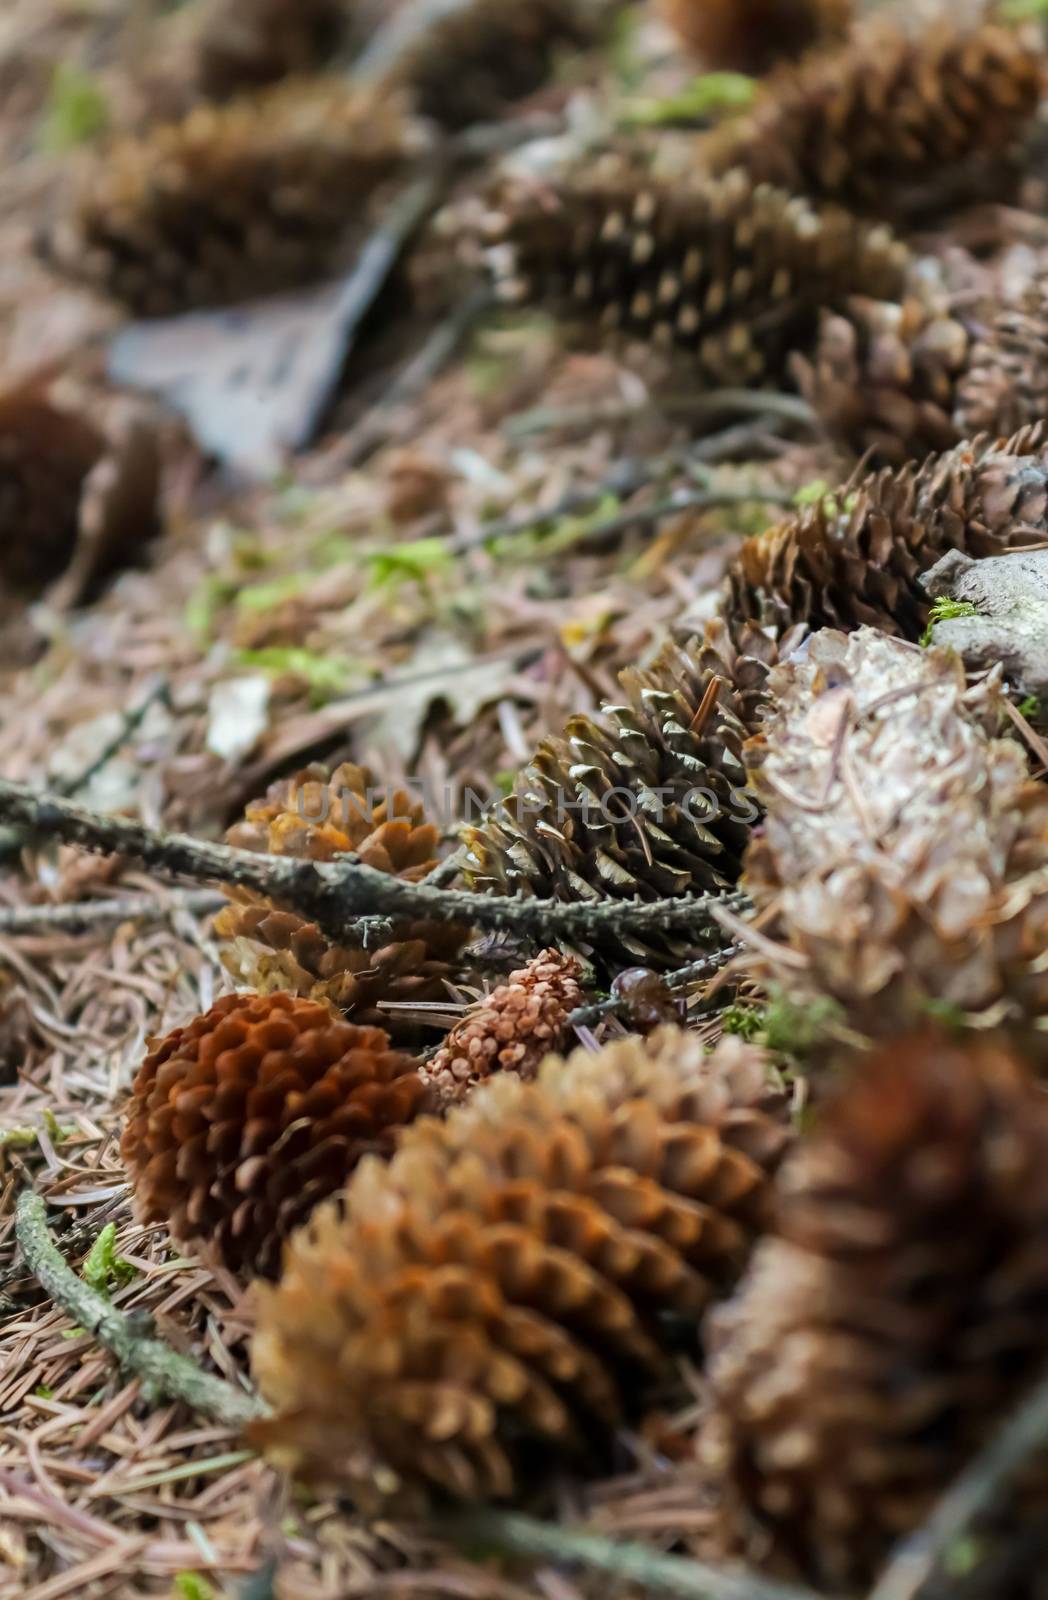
[216,763,468,1036]
[703,21,1043,214]
[120,991,426,1280]
[794,293,969,465]
[460,627,782,970]
[658,0,851,75]
[383,0,606,129]
[41,82,423,315]
[954,279,1048,443]
[725,424,1048,643]
[479,168,909,388]
[703,1032,1048,1592]
[251,1026,792,1501]
[420,949,583,1108]
[191,0,351,99]
[741,627,1048,1035]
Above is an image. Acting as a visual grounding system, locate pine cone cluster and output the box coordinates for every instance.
[725,425,1048,644]
[703,21,1042,214]
[190,0,351,99]
[419,949,583,1109]
[42,82,422,314]
[703,1031,1048,1592]
[658,0,851,75]
[216,763,467,1037]
[479,168,909,387]
[120,991,425,1280]
[741,627,1048,1036]
[252,1026,792,1500]
[460,626,788,969]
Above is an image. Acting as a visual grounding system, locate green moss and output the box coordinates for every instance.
[920,597,978,648]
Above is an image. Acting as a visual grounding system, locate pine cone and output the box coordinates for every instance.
[741,627,1048,1036]
[41,82,422,314]
[954,279,1048,444]
[703,1031,1048,1592]
[251,1026,792,1500]
[384,0,606,129]
[216,763,468,1037]
[419,949,583,1108]
[479,168,909,387]
[703,21,1042,213]
[460,626,786,970]
[658,0,851,74]
[191,0,350,98]
[725,424,1048,643]
[120,991,426,1280]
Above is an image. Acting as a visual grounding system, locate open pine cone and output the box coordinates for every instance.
[658,0,851,74]
[121,991,425,1280]
[479,167,908,387]
[703,20,1042,214]
[252,1026,792,1501]
[41,81,423,314]
[190,0,351,98]
[703,1031,1048,1592]
[216,763,468,1038]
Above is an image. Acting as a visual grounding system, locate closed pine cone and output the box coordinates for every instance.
[120,991,426,1280]
[460,626,789,970]
[251,1026,792,1500]
[702,21,1043,213]
[954,278,1048,444]
[658,0,851,75]
[479,167,908,387]
[216,763,467,1037]
[725,424,1048,644]
[41,81,422,314]
[420,949,583,1108]
[703,1031,1048,1592]
[741,627,1048,1036]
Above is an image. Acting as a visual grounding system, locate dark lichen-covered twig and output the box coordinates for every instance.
[0,779,751,947]
[448,1510,829,1600]
[0,889,225,935]
[14,1191,266,1429]
[566,944,741,1030]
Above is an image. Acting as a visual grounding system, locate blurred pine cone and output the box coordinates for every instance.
[658,0,851,75]
[384,0,606,128]
[479,168,908,387]
[252,1026,791,1500]
[741,627,1048,1036]
[216,763,468,1038]
[460,626,786,969]
[192,0,351,98]
[419,948,583,1108]
[41,81,423,314]
[955,279,1048,444]
[725,424,1048,643]
[703,1031,1048,1592]
[703,21,1042,213]
[121,991,425,1280]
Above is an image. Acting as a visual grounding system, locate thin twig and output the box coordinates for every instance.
[868,1368,1048,1600]
[14,1192,265,1430]
[0,889,225,935]
[505,391,818,440]
[0,779,752,947]
[566,945,740,1030]
[448,1510,828,1600]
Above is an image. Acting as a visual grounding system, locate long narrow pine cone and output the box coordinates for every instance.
[216,763,468,1038]
[702,1032,1048,1592]
[120,991,426,1280]
[460,624,791,969]
[419,949,583,1109]
[251,1026,792,1501]
[740,627,1048,1036]
[480,167,909,388]
[382,0,607,129]
[702,21,1043,213]
[658,0,851,75]
[41,81,423,314]
[725,424,1048,644]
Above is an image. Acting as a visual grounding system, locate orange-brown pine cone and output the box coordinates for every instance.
[121,991,426,1280]
[251,1026,792,1501]
[419,949,583,1108]
[659,0,851,75]
[702,22,1042,215]
[702,1031,1048,1592]
[216,763,469,1038]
